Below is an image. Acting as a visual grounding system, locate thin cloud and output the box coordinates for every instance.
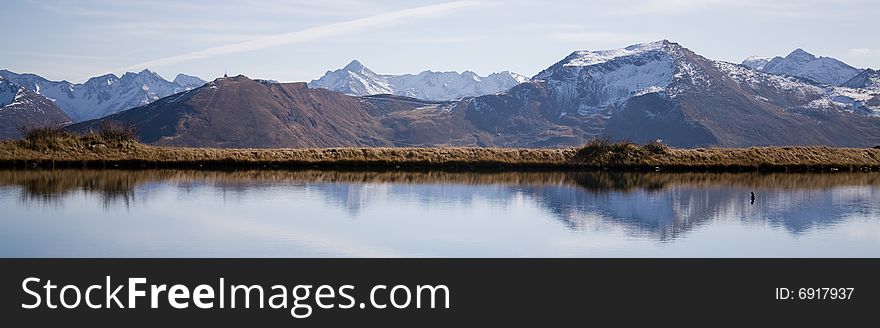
[116,1,482,72]
[849,48,879,57]
[34,0,381,19]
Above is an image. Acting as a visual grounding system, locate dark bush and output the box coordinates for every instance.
[19,126,74,141]
[17,126,78,151]
[97,120,137,143]
[874,145,880,149]
[576,138,614,159]
[642,139,669,154]
[576,138,643,163]
[16,121,139,152]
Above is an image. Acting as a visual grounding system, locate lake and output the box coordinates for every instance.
[1,169,878,257]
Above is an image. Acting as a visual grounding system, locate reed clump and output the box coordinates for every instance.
[575,138,670,164]
[16,121,139,152]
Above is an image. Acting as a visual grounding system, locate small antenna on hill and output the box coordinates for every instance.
[224,69,228,78]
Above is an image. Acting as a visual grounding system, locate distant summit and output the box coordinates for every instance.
[309,60,528,101]
[343,59,367,71]
[742,49,861,85]
[173,74,207,90]
[742,56,772,70]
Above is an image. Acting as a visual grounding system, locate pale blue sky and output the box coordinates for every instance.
[4,0,879,83]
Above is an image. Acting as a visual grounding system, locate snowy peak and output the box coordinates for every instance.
[529,40,697,114]
[122,69,167,85]
[308,60,526,101]
[343,60,367,72]
[758,49,861,85]
[309,60,392,96]
[139,69,163,79]
[786,48,816,60]
[85,74,119,86]
[533,40,687,81]
[173,74,207,90]
[742,56,772,70]
[490,71,529,84]
[551,40,677,68]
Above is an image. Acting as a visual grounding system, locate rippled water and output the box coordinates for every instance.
[1,169,878,257]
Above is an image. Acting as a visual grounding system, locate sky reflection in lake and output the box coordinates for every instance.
[1,170,878,257]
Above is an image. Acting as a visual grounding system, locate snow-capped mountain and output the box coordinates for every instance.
[309,60,393,96]
[0,69,206,122]
[740,50,878,115]
[467,40,880,147]
[741,56,772,70]
[744,49,862,85]
[532,40,683,115]
[309,60,528,100]
[0,77,71,139]
[173,73,207,90]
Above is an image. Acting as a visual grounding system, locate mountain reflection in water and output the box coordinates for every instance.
[0,169,878,257]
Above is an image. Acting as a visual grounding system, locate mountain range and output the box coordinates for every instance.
[0,69,206,122]
[6,40,880,148]
[308,60,528,100]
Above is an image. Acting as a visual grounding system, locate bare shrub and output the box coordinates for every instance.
[576,138,643,163]
[642,139,669,154]
[97,120,137,143]
[17,126,78,151]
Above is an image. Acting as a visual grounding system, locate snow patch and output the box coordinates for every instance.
[560,40,667,67]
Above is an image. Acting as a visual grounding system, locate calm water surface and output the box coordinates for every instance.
[1,170,878,257]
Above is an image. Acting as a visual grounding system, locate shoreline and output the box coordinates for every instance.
[2,141,879,172]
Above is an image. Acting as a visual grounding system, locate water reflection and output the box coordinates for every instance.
[0,169,878,257]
